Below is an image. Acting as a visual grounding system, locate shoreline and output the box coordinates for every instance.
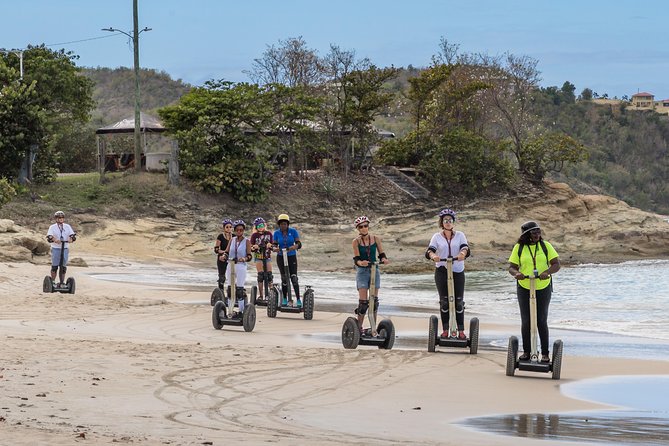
[2,256,669,445]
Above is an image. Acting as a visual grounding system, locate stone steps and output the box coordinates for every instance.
[376,166,430,200]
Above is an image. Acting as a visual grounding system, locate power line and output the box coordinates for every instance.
[45,34,119,47]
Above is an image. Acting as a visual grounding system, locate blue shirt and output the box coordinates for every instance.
[273,227,300,257]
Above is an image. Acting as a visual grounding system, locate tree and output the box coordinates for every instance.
[246,36,322,88]
[520,132,588,183]
[159,80,275,202]
[0,45,95,183]
[560,81,576,104]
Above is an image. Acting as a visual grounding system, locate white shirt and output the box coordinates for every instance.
[47,223,76,249]
[427,230,469,273]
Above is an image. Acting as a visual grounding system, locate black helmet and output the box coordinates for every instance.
[521,221,541,235]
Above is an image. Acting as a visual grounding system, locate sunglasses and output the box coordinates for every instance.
[257,224,265,228]
[358,224,369,228]
[530,229,541,234]
[442,219,454,224]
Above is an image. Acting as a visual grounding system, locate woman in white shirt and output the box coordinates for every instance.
[425,208,470,339]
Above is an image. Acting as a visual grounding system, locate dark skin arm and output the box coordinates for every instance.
[509,258,560,280]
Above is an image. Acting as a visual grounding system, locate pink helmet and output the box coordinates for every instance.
[354,216,370,228]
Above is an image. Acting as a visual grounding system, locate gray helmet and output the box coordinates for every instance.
[521,221,541,235]
[54,211,65,218]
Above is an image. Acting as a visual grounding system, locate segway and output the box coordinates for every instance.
[341,262,394,349]
[250,242,279,313]
[506,271,563,379]
[427,257,478,354]
[268,248,315,320]
[212,258,256,332]
[42,236,76,294]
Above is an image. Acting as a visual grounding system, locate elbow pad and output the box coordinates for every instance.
[378,252,387,260]
[353,255,361,266]
[425,246,436,260]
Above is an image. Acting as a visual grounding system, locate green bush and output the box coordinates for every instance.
[0,177,17,207]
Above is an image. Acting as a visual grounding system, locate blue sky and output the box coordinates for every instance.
[3,0,669,99]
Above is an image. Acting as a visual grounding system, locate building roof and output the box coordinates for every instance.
[632,92,654,97]
[95,112,166,135]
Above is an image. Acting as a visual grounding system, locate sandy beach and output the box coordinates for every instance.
[2,250,669,446]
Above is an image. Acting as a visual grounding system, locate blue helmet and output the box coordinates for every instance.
[253,217,266,227]
[439,208,456,222]
[221,218,233,226]
[232,219,246,230]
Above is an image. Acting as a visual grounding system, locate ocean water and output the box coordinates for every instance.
[88,259,669,359]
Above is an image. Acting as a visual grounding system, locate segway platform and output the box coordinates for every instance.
[506,336,563,379]
[251,285,270,307]
[267,285,314,320]
[211,285,256,332]
[427,315,479,354]
[341,316,395,349]
[43,276,76,294]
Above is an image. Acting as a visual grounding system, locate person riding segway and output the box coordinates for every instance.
[270,214,314,320]
[43,211,77,294]
[341,216,394,349]
[506,221,563,379]
[211,218,233,306]
[249,217,278,310]
[425,208,479,354]
[212,220,256,332]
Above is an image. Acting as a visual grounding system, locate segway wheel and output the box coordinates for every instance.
[243,304,256,332]
[342,317,360,349]
[210,287,224,306]
[551,339,564,380]
[212,300,225,330]
[303,288,314,320]
[468,317,479,355]
[428,315,438,352]
[251,285,258,305]
[66,277,76,295]
[43,276,53,293]
[377,319,395,350]
[267,288,278,318]
[506,336,519,376]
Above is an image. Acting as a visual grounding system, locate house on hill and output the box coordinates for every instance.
[631,92,654,109]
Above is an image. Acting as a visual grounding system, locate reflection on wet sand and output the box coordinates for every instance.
[462,412,669,445]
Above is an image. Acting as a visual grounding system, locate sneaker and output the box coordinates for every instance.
[519,353,530,361]
[282,297,288,306]
[296,298,302,308]
[440,330,449,338]
[361,328,373,337]
[458,331,467,340]
[541,354,550,363]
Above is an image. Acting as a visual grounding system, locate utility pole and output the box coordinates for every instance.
[102,0,151,173]
[0,49,24,80]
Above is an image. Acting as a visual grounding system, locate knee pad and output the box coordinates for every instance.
[236,287,246,300]
[355,299,369,315]
[290,274,299,287]
[61,266,67,275]
[257,271,265,283]
[266,271,274,283]
[51,266,59,273]
[440,297,449,313]
[218,275,226,289]
[456,297,464,313]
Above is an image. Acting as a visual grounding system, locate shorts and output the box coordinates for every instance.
[254,253,271,263]
[51,248,69,267]
[356,265,381,290]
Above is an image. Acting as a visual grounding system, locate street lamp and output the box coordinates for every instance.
[102,1,151,173]
[0,48,24,80]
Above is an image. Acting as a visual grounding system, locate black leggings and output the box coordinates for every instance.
[517,284,552,355]
[216,260,228,288]
[277,254,300,300]
[434,267,465,331]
